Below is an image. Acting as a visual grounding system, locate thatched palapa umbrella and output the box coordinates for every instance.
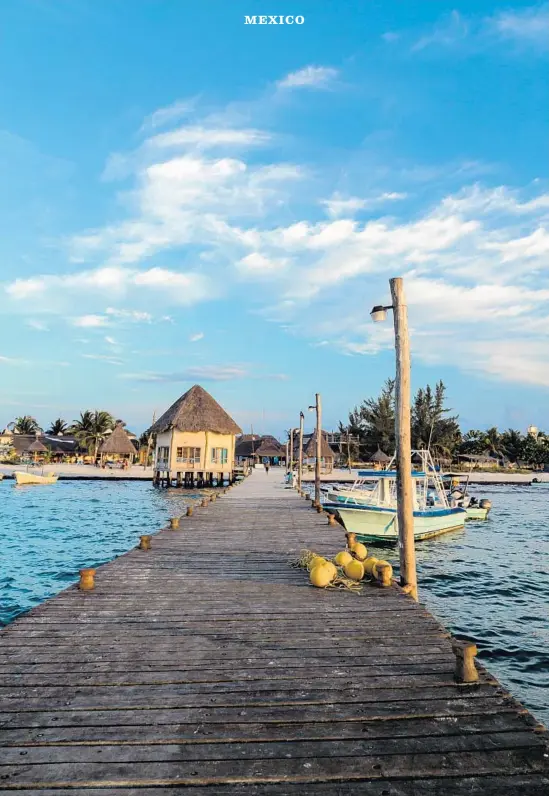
[98,423,137,466]
[369,448,392,468]
[28,438,47,463]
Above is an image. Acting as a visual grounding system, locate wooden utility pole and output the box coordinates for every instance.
[289,427,294,481]
[298,411,304,492]
[390,277,418,601]
[347,431,352,471]
[315,393,322,507]
[285,440,289,473]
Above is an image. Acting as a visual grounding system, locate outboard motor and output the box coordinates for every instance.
[479,499,492,511]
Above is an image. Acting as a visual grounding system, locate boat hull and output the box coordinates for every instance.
[466,506,490,520]
[14,471,58,486]
[329,503,467,542]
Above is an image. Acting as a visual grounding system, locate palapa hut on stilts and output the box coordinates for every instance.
[150,384,242,488]
[98,423,137,468]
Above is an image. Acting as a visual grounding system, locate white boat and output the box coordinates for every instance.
[14,471,59,486]
[440,473,492,520]
[531,478,549,486]
[324,451,467,542]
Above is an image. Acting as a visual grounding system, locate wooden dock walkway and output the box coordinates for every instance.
[1,471,548,794]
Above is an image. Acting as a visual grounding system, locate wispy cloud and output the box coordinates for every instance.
[149,126,271,149]
[82,353,123,365]
[120,366,288,383]
[411,4,549,54]
[277,65,339,90]
[489,4,549,49]
[321,192,408,218]
[142,98,197,131]
[189,332,204,342]
[412,10,469,52]
[26,319,49,331]
[71,314,110,328]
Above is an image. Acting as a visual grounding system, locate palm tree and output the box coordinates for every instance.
[71,410,114,459]
[13,415,40,434]
[47,418,68,436]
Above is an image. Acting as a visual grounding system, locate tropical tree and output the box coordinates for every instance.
[47,418,68,436]
[71,410,115,459]
[13,415,40,434]
[459,429,486,456]
[340,378,395,457]
[411,381,460,457]
[500,428,524,462]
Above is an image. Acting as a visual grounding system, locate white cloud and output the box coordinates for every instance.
[104,336,118,346]
[412,4,549,54]
[5,267,212,314]
[149,126,270,149]
[277,65,339,90]
[142,99,197,131]
[105,308,153,322]
[189,332,204,342]
[236,252,288,278]
[120,365,288,383]
[71,314,110,328]
[82,353,123,365]
[489,4,549,49]
[321,192,408,218]
[412,10,469,51]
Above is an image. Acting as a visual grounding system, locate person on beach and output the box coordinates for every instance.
[264,461,270,474]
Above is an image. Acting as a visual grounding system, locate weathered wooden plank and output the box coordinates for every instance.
[0,749,546,787]
[0,696,516,730]
[2,775,548,796]
[0,731,545,765]
[0,712,530,747]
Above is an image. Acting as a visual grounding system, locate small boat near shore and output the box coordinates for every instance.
[530,478,549,486]
[13,471,59,486]
[323,451,467,542]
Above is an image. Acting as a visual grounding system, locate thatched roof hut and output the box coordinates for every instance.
[28,439,48,453]
[150,385,241,435]
[303,431,334,460]
[369,448,391,464]
[98,424,137,456]
[255,439,284,458]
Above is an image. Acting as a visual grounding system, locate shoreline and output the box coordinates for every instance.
[1,463,546,484]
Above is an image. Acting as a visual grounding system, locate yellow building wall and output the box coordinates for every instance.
[155,430,236,471]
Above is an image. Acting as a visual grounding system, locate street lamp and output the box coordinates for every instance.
[370,278,418,601]
[308,394,322,507]
[370,304,393,323]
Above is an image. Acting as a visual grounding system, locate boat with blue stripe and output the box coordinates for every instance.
[323,450,467,542]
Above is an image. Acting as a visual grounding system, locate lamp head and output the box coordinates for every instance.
[370,305,388,323]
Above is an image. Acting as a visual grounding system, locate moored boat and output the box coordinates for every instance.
[324,451,467,542]
[14,471,59,486]
[530,478,549,486]
[441,473,492,520]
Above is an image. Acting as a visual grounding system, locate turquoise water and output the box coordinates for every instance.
[1,478,548,727]
[0,479,207,627]
[312,481,549,727]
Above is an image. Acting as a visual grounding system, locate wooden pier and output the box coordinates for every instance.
[0,472,548,794]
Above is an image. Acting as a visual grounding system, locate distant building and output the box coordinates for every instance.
[235,434,284,466]
[150,384,242,487]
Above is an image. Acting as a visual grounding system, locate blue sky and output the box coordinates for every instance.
[1,1,548,438]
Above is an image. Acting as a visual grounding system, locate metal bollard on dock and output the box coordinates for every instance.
[452,639,479,683]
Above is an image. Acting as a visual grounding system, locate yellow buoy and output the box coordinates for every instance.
[363,556,379,576]
[323,561,337,581]
[344,559,364,581]
[351,542,367,561]
[310,564,334,588]
[334,550,353,567]
[373,560,393,579]
[308,555,327,571]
